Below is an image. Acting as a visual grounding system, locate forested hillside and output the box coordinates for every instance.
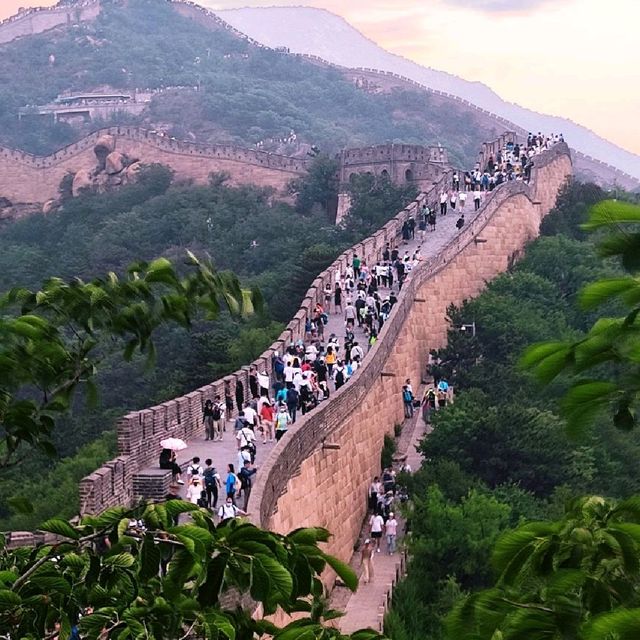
[385,182,640,640]
[0,0,494,165]
[0,159,416,530]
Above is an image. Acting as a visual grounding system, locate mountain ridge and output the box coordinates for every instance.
[214,5,640,181]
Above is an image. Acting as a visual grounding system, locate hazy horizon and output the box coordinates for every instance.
[2,0,637,157]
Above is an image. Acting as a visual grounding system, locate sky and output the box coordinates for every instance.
[2,0,637,155]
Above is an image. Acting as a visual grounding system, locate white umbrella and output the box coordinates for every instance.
[160,437,187,451]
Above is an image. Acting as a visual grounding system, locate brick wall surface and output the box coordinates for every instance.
[78,156,456,515]
[0,126,309,204]
[248,143,572,576]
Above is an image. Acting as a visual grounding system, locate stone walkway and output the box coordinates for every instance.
[333,405,429,634]
[174,197,479,505]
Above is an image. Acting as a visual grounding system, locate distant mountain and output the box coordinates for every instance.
[215,6,640,182]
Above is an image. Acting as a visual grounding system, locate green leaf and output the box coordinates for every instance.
[254,554,293,601]
[104,552,136,568]
[139,535,161,582]
[582,607,640,640]
[579,278,640,310]
[39,518,80,540]
[0,589,22,607]
[321,553,358,591]
[288,527,331,545]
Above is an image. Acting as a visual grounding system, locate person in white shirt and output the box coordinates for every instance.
[242,403,259,429]
[186,476,204,505]
[218,496,247,520]
[458,191,467,211]
[187,457,203,480]
[369,512,385,552]
[385,513,398,554]
[439,191,448,215]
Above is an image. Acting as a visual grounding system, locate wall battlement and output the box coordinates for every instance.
[78,138,572,544]
[0,1,101,45]
[0,126,310,204]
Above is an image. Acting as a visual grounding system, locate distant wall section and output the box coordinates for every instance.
[0,1,101,44]
[0,127,309,204]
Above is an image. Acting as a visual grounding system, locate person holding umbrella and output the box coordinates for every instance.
[159,438,187,485]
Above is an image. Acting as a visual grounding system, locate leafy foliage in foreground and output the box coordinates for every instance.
[0,254,258,471]
[386,182,640,640]
[0,502,382,640]
[523,199,640,436]
[446,495,640,640]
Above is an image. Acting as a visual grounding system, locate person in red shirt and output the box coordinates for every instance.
[259,400,275,443]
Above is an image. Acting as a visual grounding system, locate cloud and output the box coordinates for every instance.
[441,0,553,12]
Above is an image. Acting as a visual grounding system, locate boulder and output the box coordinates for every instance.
[0,196,12,208]
[105,151,125,175]
[42,199,57,215]
[72,169,94,197]
[94,134,116,156]
[94,134,116,169]
[123,161,142,184]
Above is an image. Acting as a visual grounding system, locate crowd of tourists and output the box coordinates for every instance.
[159,133,562,522]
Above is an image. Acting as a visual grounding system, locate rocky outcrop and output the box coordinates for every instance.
[105,151,126,175]
[72,168,94,196]
[64,140,140,201]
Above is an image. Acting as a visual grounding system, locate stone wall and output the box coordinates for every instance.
[0,126,309,204]
[0,1,101,44]
[247,143,572,572]
[78,160,455,515]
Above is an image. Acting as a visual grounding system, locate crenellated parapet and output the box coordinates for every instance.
[78,137,572,530]
[247,141,572,570]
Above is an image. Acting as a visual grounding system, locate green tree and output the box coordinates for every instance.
[342,174,418,237]
[0,503,383,640]
[445,495,640,640]
[0,254,259,470]
[290,155,339,217]
[523,200,640,436]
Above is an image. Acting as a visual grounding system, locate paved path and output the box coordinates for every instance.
[174,197,479,505]
[333,408,428,634]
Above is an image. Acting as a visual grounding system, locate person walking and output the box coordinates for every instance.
[238,459,257,511]
[385,512,398,554]
[369,512,385,553]
[402,385,414,418]
[225,464,238,503]
[218,496,247,521]
[474,188,482,211]
[203,459,221,509]
[275,404,291,441]
[259,399,275,443]
[439,190,447,215]
[361,539,375,584]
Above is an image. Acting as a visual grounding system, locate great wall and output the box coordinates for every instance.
[0,0,606,568]
[0,126,310,204]
[31,134,568,572]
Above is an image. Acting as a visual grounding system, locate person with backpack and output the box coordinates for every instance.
[187,456,203,480]
[225,464,238,502]
[334,362,346,390]
[238,459,257,510]
[203,459,221,509]
[402,385,414,418]
[236,423,256,470]
[286,386,300,423]
[275,404,291,441]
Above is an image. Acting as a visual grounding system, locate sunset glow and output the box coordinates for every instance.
[2,0,637,154]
